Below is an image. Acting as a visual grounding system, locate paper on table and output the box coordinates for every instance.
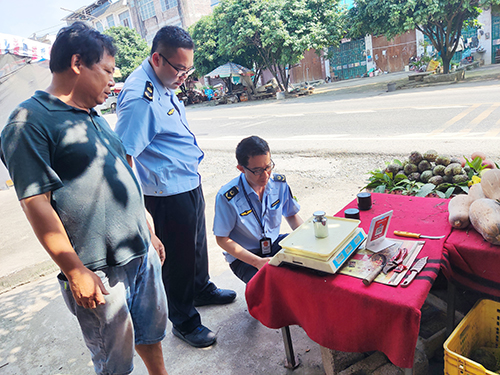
[338,239,425,286]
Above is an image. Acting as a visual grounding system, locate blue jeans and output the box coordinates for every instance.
[58,246,167,375]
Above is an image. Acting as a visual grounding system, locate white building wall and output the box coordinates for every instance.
[89,1,137,33]
[477,8,492,65]
[416,29,425,56]
[364,35,375,71]
[323,48,330,79]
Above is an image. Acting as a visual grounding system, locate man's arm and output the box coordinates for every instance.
[20,192,109,309]
[144,210,165,265]
[126,154,165,264]
[216,236,269,270]
[285,213,304,231]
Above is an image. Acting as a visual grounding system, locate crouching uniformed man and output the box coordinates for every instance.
[213,136,304,283]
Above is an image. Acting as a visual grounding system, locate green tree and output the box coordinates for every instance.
[104,26,149,81]
[348,0,500,74]
[190,13,265,83]
[191,0,345,91]
[190,14,228,76]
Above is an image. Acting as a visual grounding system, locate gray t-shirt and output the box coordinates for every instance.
[1,91,150,271]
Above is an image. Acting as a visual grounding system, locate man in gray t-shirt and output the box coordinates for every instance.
[1,23,169,375]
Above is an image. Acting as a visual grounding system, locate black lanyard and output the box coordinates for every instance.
[239,175,265,237]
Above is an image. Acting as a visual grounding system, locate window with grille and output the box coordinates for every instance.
[119,11,131,27]
[160,0,178,12]
[137,0,156,20]
[95,21,104,32]
[106,15,115,28]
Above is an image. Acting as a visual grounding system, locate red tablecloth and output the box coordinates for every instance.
[442,225,500,297]
[245,193,451,368]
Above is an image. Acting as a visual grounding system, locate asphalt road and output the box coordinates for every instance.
[188,79,500,157]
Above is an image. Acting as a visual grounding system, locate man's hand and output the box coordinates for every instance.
[67,267,109,309]
[256,257,271,270]
[143,208,165,265]
[216,236,271,270]
[151,232,166,265]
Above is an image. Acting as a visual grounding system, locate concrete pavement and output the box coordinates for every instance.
[0,265,326,375]
[313,63,500,96]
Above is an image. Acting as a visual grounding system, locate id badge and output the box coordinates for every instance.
[260,237,272,255]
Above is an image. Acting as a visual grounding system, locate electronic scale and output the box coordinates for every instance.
[269,215,367,274]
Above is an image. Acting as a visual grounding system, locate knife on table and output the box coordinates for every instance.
[393,231,445,240]
[401,256,428,287]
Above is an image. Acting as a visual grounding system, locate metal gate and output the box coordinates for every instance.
[423,27,479,63]
[329,38,366,80]
[453,27,479,63]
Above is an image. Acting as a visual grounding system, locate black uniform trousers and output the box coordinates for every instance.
[145,185,212,334]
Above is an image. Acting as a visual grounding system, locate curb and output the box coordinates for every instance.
[0,260,59,295]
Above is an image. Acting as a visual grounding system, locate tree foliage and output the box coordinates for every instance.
[190,0,345,91]
[189,15,223,76]
[104,26,149,81]
[348,0,500,74]
[190,14,258,77]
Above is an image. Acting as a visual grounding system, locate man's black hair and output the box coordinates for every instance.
[151,26,194,57]
[236,136,270,167]
[49,21,116,73]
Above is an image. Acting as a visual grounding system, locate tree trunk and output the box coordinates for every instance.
[269,63,285,92]
[241,75,257,96]
[254,67,262,86]
[441,52,452,74]
[277,65,289,91]
[253,43,285,92]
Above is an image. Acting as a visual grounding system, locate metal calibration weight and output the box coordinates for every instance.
[313,211,329,238]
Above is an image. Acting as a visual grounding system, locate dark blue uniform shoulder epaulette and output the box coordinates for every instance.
[273,174,286,182]
[224,186,239,201]
[143,81,153,101]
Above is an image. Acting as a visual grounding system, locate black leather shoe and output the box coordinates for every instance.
[194,287,237,307]
[172,325,216,348]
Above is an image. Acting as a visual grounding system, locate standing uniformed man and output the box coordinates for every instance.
[114,26,236,349]
[213,136,304,283]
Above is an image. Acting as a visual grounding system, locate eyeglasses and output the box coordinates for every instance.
[158,53,196,78]
[243,160,275,176]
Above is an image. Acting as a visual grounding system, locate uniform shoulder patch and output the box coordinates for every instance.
[273,173,286,182]
[224,186,239,201]
[143,81,154,101]
[240,209,253,216]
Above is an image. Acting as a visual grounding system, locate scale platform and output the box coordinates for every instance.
[269,216,367,274]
